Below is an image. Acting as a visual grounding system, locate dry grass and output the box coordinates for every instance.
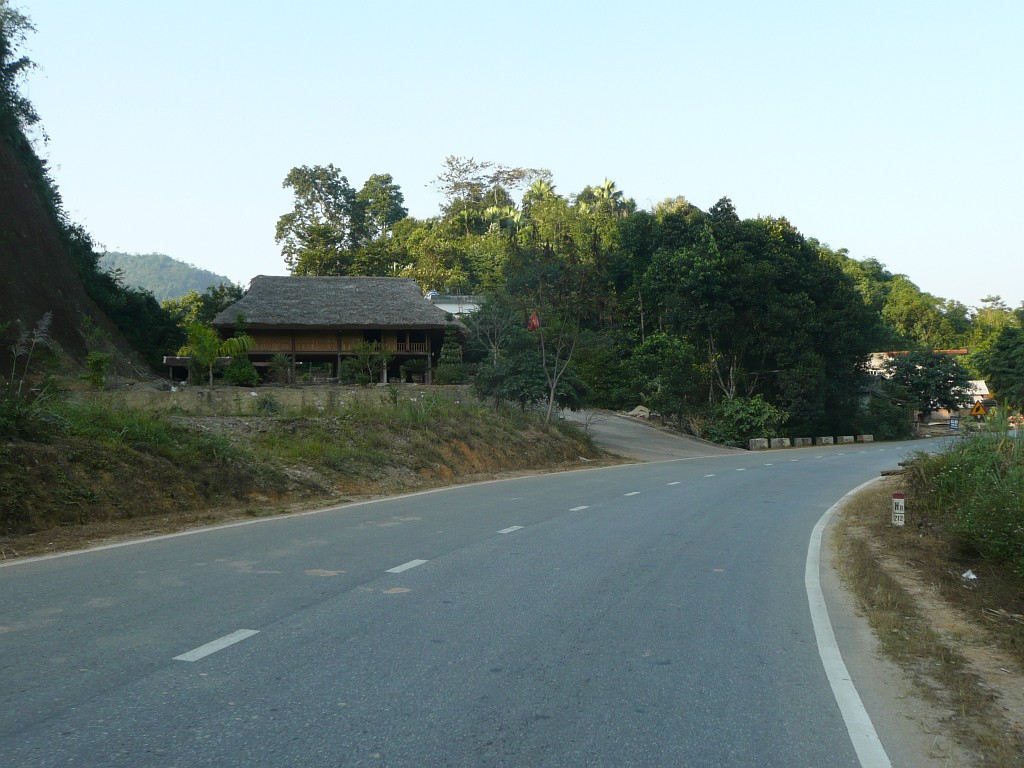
[834,480,1024,766]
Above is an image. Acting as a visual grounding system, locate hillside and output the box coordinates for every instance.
[0,136,141,367]
[99,251,236,302]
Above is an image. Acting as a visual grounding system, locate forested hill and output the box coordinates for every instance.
[99,252,234,303]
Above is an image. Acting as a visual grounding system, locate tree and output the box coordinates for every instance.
[471,328,585,413]
[178,323,253,389]
[466,295,520,367]
[433,326,464,384]
[974,326,1024,407]
[881,276,969,348]
[882,350,973,419]
[622,331,701,420]
[355,173,407,243]
[0,1,40,135]
[346,340,393,386]
[275,165,359,275]
[162,282,245,328]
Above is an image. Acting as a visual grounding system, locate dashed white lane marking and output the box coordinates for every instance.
[570,505,590,512]
[498,526,523,534]
[764,463,774,466]
[668,481,682,486]
[704,474,716,478]
[624,491,641,496]
[790,459,800,462]
[174,629,259,662]
[806,478,892,767]
[815,455,824,458]
[386,559,428,573]
[736,468,747,472]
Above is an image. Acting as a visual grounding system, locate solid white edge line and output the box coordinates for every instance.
[386,559,428,574]
[498,526,523,534]
[174,629,259,662]
[806,477,892,768]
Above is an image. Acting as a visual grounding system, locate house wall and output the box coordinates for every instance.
[248,330,433,356]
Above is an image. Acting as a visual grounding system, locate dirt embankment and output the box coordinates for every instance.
[0,390,616,559]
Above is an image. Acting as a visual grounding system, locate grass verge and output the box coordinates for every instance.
[834,479,1024,766]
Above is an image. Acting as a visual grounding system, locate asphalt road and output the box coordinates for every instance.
[0,437,929,767]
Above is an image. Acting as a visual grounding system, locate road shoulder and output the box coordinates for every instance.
[824,480,1024,766]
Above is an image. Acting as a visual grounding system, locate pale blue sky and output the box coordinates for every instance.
[20,1,1024,308]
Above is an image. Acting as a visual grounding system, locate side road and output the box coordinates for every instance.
[563,409,741,461]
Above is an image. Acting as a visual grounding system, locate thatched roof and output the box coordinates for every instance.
[212,276,462,330]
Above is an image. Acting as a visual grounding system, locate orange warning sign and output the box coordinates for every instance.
[970,401,987,417]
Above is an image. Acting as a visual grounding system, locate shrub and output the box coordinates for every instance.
[905,415,1024,576]
[703,395,788,447]
[223,357,260,387]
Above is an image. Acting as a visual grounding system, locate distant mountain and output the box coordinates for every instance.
[99,252,235,303]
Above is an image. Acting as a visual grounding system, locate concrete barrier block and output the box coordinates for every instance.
[769,437,791,449]
[856,434,874,443]
[838,435,855,444]
[748,438,769,451]
[815,436,834,445]
[793,437,812,447]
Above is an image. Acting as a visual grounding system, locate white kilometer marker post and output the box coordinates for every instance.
[174,629,259,662]
[498,526,523,534]
[386,559,428,573]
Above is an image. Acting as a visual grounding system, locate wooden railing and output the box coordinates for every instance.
[395,341,428,353]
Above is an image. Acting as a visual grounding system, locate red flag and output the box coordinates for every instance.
[527,312,540,331]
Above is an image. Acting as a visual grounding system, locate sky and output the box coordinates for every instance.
[17,0,1024,308]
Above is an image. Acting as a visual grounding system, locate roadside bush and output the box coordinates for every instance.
[703,395,788,447]
[905,415,1024,577]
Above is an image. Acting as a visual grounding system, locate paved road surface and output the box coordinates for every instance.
[1,439,932,767]
[563,409,741,461]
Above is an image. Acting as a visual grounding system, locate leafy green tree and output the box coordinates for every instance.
[0,1,39,135]
[966,296,1019,374]
[622,331,701,420]
[882,350,973,419]
[881,276,969,349]
[355,173,408,242]
[162,282,245,328]
[472,328,585,413]
[974,325,1024,407]
[178,323,253,389]
[276,164,360,275]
